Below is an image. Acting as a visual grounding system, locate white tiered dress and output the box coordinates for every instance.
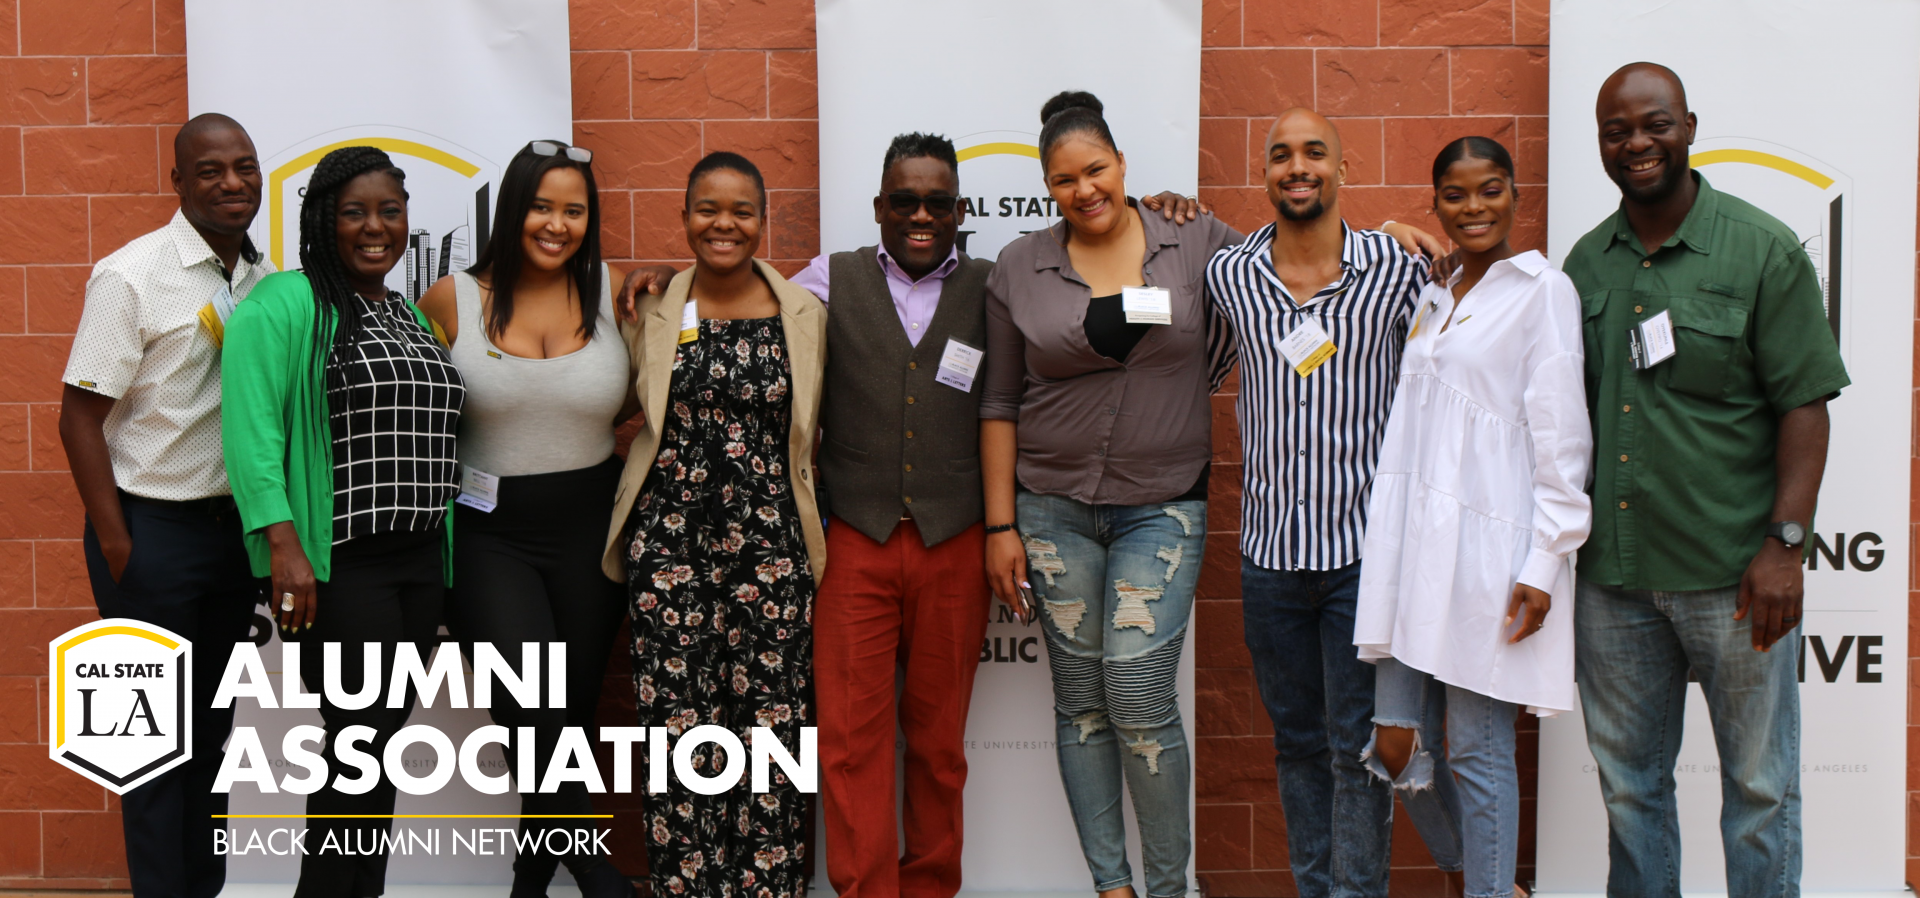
[1354,250,1592,716]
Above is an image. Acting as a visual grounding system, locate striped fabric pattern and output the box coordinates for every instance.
[1206,223,1429,571]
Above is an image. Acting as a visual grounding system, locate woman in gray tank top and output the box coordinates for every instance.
[417,140,670,898]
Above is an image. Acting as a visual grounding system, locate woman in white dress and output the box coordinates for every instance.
[1353,137,1592,898]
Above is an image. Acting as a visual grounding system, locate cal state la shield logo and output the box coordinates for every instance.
[48,620,191,793]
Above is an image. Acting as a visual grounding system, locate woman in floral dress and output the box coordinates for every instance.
[599,151,828,898]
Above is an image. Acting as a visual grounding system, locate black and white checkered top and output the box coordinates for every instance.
[326,291,465,544]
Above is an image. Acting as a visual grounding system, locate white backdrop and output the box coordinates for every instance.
[1538,1,1918,893]
[185,0,573,884]
[817,0,1202,892]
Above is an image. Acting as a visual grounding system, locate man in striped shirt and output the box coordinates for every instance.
[1205,109,1441,895]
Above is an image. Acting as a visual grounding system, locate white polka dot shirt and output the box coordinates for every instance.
[62,211,275,500]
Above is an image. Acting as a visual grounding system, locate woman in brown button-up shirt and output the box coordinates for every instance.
[978,91,1241,898]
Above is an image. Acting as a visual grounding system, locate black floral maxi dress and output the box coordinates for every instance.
[625,315,813,898]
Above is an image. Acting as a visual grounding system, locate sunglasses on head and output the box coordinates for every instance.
[884,192,960,218]
[530,140,593,163]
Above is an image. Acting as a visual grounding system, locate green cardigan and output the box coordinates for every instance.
[220,271,455,584]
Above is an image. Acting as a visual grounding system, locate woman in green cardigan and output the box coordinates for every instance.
[221,146,465,898]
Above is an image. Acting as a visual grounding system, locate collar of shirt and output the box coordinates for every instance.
[876,245,960,286]
[1600,171,1720,258]
[165,210,258,283]
[1442,247,1550,290]
[1238,221,1373,307]
[1029,197,1184,282]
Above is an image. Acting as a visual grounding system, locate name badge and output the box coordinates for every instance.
[934,338,984,392]
[454,464,500,513]
[1278,318,1338,377]
[678,301,699,344]
[197,283,240,347]
[1120,285,1172,325]
[1628,309,1676,370]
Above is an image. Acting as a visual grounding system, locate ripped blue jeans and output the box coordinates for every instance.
[1367,657,1518,898]
[1017,490,1204,898]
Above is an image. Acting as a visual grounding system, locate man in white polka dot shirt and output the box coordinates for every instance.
[58,112,272,898]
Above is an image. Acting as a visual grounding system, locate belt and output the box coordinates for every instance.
[119,490,239,515]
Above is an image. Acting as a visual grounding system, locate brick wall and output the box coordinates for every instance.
[0,0,1909,894]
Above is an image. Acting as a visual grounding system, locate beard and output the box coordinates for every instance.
[1609,155,1686,204]
[1278,197,1326,221]
[1273,178,1327,221]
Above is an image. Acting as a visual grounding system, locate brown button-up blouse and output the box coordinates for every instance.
[979,202,1243,506]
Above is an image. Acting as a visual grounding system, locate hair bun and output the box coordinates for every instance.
[1040,90,1104,125]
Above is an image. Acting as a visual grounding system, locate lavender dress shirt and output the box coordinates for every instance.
[790,247,961,346]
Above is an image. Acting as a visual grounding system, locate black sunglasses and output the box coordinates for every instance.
[530,140,592,163]
[884,192,960,218]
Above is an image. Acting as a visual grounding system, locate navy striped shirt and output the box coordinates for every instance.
[1205,223,1429,571]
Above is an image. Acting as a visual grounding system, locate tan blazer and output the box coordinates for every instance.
[601,260,829,584]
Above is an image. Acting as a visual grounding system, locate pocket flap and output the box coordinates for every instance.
[826,437,871,465]
[1668,296,1749,338]
[1581,290,1609,320]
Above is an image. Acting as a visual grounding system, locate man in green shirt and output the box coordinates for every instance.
[1563,63,1848,896]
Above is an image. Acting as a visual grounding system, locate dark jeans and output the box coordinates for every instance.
[1240,558,1391,898]
[83,494,262,898]
[446,459,628,887]
[291,529,444,898]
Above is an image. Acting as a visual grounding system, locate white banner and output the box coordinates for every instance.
[1539,1,1918,893]
[185,0,572,885]
[817,0,1202,892]
[187,0,572,300]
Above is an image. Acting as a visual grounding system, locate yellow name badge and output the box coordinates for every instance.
[1278,318,1337,376]
[678,300,699,344]
[197,283,239,348]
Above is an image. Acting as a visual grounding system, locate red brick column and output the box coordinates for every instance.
[1192,2,1547,893]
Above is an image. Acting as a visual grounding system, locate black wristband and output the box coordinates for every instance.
[984,522,1015,534]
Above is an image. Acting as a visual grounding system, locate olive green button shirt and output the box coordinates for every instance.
[1564,173,1849,591]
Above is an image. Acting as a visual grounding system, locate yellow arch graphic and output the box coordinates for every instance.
[55,626,181,749]
[1690,149,1835,190]
[268,137,485,270]
[957,142,1040,162]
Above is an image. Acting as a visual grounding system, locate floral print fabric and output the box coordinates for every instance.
[626,315,813,898]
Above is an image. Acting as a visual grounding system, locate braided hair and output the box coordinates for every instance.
[298,146,407,422]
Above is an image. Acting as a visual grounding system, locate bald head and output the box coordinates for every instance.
[1594,62,1697,206]
[1597,62,1688,123]
[170,113,261,247]
[1267,107,1342,161]
[174,113,251,168]
[1263,107,1347,224]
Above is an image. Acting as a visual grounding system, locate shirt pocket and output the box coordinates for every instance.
[1580,289,1610,376]
[1662,292,1751,399]
[1176,273,1205,333]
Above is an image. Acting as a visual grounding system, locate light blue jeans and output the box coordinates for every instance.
[1574,580,1801,898]
[1017,491,1205,898]
[1366,658,1517,898]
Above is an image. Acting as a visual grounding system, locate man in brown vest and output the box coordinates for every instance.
[791,133,993,898]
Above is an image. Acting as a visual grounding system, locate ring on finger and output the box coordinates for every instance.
[281,592,296,612]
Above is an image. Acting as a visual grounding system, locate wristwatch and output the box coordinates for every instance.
[1766,521,1806,548]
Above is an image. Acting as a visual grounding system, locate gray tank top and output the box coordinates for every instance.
[449,265,629,477]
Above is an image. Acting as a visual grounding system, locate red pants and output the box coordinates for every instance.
[815,516,990,898]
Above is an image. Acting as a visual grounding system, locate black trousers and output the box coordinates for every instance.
[290,528,444,898]
[446,457,628,883]
[83,493,263,898]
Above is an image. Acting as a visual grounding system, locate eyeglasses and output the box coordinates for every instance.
[884,192,960,218]
[529,141,593,163]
